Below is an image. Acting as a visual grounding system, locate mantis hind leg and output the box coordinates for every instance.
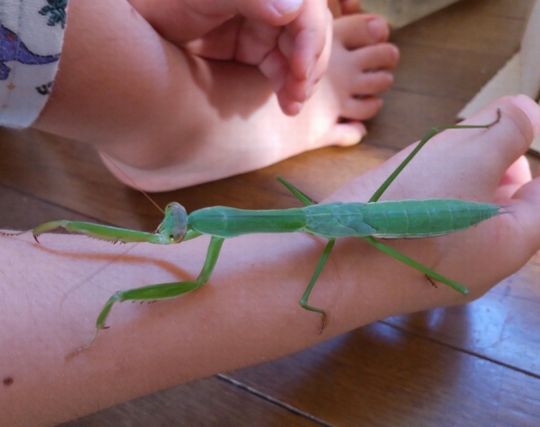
[363,236,468,294]
[96,236,225,330]
[363,112,501,292]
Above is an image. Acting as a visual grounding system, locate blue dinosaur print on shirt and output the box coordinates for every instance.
[0,24,60,80]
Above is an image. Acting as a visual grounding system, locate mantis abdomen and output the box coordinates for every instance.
[189,200,501,239]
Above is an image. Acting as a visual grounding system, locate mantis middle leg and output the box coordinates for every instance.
[278,177,337,328]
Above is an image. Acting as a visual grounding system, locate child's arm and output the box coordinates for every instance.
[3,95,540,426]
[127,0,333,115]
[33,0,213,152]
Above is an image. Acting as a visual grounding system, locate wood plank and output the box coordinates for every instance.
[0,185,92,231]
[228,322,540,426]
[458,53,521,119]
[393,43,515,102]
[59,376,321,427]
[392,0,530,54]
[361,0,462,28]
[389,0,529,107]
[459,0,540,117]
[0,1,538,425]
[385,252,540,375]
[364,90,465,151]
[521,0,540,98]
[0,127,395,220]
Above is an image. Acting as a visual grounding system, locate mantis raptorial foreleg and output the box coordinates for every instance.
[277,111,502,326]
[96,236,225,329]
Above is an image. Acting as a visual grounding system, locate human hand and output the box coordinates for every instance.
[327,95,540,308]
[129,0,333,115]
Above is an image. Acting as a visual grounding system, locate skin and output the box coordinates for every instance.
[2,96,540,427]
[34,0,398,191]
[127,0,334,115]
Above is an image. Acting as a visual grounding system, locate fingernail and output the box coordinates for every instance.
[271,0,303,16]
[287,101,302,116]
[367,18,388,41]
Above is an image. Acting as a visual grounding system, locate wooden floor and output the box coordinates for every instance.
[1,0,539,425]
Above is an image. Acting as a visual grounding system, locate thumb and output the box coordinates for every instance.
[507,97,540,248]
[510,175,540,251]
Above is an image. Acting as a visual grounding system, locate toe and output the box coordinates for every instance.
[351,71,394,96]
[341,96,384,121]
[323,122,367,147]
[334,14,390,48]
[353,43,400,71]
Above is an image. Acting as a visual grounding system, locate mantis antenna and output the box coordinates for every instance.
[101,152,165,215]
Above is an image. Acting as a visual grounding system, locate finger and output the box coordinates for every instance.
[235,20,282,64]
[231,0,304,25]
[288,4,331,81]
[259,48,288,92]
[344,96,540,202]
[174,0,303,41]
[509,175,540,250]
[276,89,303,116]
[305,15,334,94]
[329,0,342,17]
[279,15,332,106]
[494,156,532,201]
[185,17,243,59]
[457,95,540,174]
[280,19,332,108]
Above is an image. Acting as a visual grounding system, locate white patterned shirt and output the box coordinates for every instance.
[0,0,67,128]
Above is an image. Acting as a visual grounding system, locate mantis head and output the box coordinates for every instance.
[158,202,188,243]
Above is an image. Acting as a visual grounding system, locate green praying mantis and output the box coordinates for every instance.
[30,110,502,335]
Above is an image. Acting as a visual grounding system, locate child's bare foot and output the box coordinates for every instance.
[305,13,398,144]
[101,13,398,191]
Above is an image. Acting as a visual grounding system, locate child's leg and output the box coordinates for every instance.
[34,0,214,155]
[99,13,398,191]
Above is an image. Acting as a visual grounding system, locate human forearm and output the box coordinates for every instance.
[1,227,434,427]
[10,95,540,427]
